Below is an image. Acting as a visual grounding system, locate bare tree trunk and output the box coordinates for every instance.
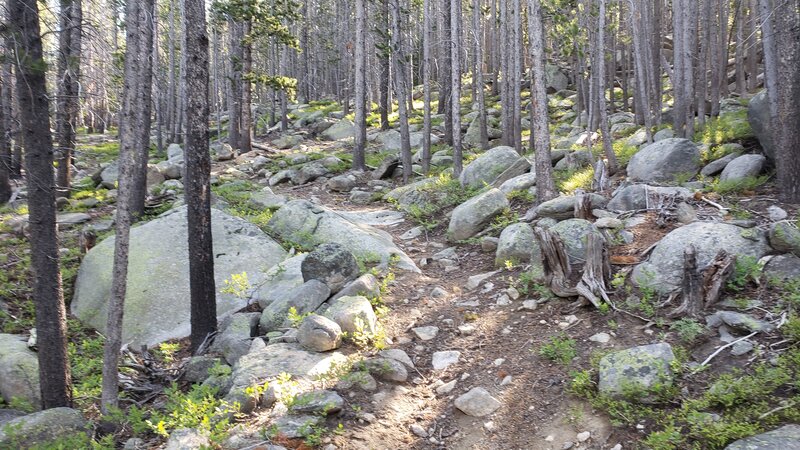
[184,0,217,351]
[758,0,779,120]
[745,0,758,91]
[11,0,73,409]
[697,0,712,126]
[228,20,242,150]
[630,0,653,143]
[422,0,433,173]
[378,0,391,131]
[472,0,488,150]
[101,0,155,412]
[390,0,412,182]
[353,0,367,171]
[240,21,252,154]
[511,0,522,153]
[597,0,618,174]
[451,0,463,176]
[440,0,453,144]
[128,0,155,218]
[55,0,81,197]
[528,0,556,202]
[775,0,800,202]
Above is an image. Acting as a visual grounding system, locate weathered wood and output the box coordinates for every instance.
[702,250,736,310]
[534,226,576,298]
[575,233,612,309]
[669,246,736,318]
[573,192,593,220]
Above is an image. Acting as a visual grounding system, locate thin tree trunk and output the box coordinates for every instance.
[184,0,217,351]
[528,0,556,202]
[390,0,412,182]
[11,0,73,409]
[353,0,367,170]
[758,0,778,120]
[56,0,81,197]
[775,0,800,202]
[422,0,433,173]
[240,21,252,154]
[129,0,155,219]
[228,20,242,150]
[379,0,391,131]
[597,0,618,175]
[473,0,488,150]
[440,0,453,144]
[451,0,463,176]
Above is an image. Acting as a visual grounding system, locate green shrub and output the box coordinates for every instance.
[538,334,577,365]
[696,110,753,145]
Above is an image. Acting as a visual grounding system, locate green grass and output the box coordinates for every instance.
[696,110,753,146]
[709,175,770,195]
[555,166,594,194]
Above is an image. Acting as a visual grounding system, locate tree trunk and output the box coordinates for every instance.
[55,0,81,197]
[379,0,391,131]
[440,0,453,145]
[390,0,412,182]
[473,0,488,150]
[240,21,252,154]
[10,0,73,409]
[597,0,618,174]
[451,0,463,176]
[184,0,217,351]
[758,0,779,120]
[353,0,367,170]
[528,0,556,202]
[228,20,242,151]
[422,0,433,173]
[775,0,800,202]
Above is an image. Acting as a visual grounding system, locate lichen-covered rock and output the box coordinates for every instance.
[266,200,418,272]
[724,424,800,450]
[550,219,604,263]
[210,313,260,365]
[769,222,800,256]
[448,188,509,241]
[748,90,775,162]
[259,280,331,333]
[322,295,378,335]
[230,343,347,389]
[720,154,766,182]
[288,390,344,415]
[290,162,329,185]
[607,185,692,212]
[598,343,675,403]
[0,334,40,409]
[495,223,542,268]
[297,314,342,352]
[164,429,210,450]
[459,146,530,190]
[71,206,288,346]
[301,243,359,293]
[272,134,303,149]
[0,408,88,448]
[633,222,770,294]
[321,119,355,141]
[764,254,800,282]
[627,138,701,182]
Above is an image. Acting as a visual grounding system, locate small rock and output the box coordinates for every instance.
[562,442,575,450]
[458,324,476,335]
[297,314,342,352]
[379,349,415,368]
[436,379,457,395]
[401,226,424,240]
[410,424,428,438]
[454,387,502,417]
[272,415,324,439]
[364,357,409,382]
[577,431,591,442]
[412,326,439,341]
[431,351,461,370]
[521,300,538,311]
[768,206,789,222]
[301,242,360,293]
[289,390,344,415]
[484,421,496,432]
[430,287,448,298]
[589,332,611,344]
[730,340,754,356]
[675,202,697,224]
[466,271,499,290]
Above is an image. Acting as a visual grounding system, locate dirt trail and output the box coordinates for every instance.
[264,162,630,450]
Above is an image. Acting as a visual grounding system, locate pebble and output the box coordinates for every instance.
[436,379,457,395]
[577,431,591,442]
[412,326,439,341]
[506,287,520,300]
[610,445,623,450]
[545,435,555,442]
[521,300,539,311]
[589,332,611,344]
[410,424,428,437]
[430,286,448,298]
[484,421,496,432]
[458,324,476,335]
[768,205,788,221]
[493,358,505,366]
[466,271,499,290]
[454,387,502,417]
[562,442,574,450]
[496,294,512,306]
[499,375,513,386]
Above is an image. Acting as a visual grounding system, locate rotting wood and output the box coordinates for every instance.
[669,246,736,318]
[575,233,613,309]
[533,226,576,298]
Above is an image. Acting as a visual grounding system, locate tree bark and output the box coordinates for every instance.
[775,0,800,202]
[228,20,242,151]
[55,0,82,197]
[353,0,367,170]
[597,0,618,175]
[451,0,463,176]
[129,0,155,218]
[390,0,412,182]
[472,0,488,150]
[422,0,433,173]
[240,21,252,154]
[10,0,73,409]
[184,0,217,352]
[528,0,556,202]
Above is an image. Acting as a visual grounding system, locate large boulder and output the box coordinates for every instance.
[607,185,692,212]
[72,206,288,346]
[459,146,530,190]
[748,90,775,162]
[447,188,509,241]
[0,408,88,448]
[464,117,503,147]
[764,254,800,282]
[376,130,440,151]
[251,254,306,309]
[544,64,569,92]
[495,223,542,268]
[633,222,770,294]
[301,243,359,293]
[384,178,447,214]
[322,295,378,335]
[725,424,800,450]
[598,343,675,403]
[272,134,303,149]
[230,343,347,389]
[769,222,800,256]
[627,138,701,182]
[0,334,40,410]
[321,119,355,141]
[266,200,418,272]
[534,194,608,220]
[720,154,766,182]
[259,280,331,333]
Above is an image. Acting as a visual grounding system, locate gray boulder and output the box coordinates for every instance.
[167,143,184,161]
[464,117,503,147]
[252,254,306,308]
[701,153,739,177]
[598,343,675,403]
[544,64,569,92]
[301,242,360,292]
[297,314,342,352]
[725,424,800,450]
[164,429,210,450]
[607,185,692,212]
[327,174,357,192]
[383,178,445,213]
[213,143,235,161]
[764,254,800,282]
[289,390,344,415]
[331,273,380,302]
[748,90,775,162]
[210,313,260,365]
[551,219,604,263]
[0,408,88,448]
[273,134,303,150]
[653,128,675,141]
[72,206,288,346]
[247,188,287,210]
[269,169,295,186]
[498,173,537,195]
[376,129,440,151]
[495,223,542,268]
[554,150,593,171]
[0,334,40,409]
[266,200,418,272]
[459,146,530,190]
[290,162,329,185]
[720,154,766,182]
[534,194,608,220]
[230,343,346,389]
[259,280,331,333]
[627,138,701,182]
[322,295,378,334]
[321,119,355,141]
[183,356,226,383]
[448,188,509,241]
[769,222,800,256]
[272,415,324,439]
[633,222,770,294]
